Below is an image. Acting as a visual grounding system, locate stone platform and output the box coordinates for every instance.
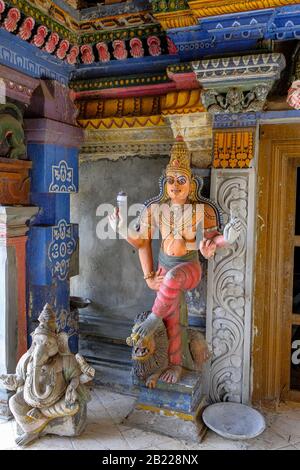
[124,371,208,442]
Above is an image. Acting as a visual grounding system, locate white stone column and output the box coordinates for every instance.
[206,169,256,404]
[0,206,38,418]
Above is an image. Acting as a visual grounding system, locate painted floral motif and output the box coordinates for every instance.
[66,45,79,65]
[129,37,144,58]
[32,25,48,48]
[44,32,59,54]
[56,39,70,60]
[96,41,110,63]
[167,37,178,55]
[56,308,78,336]
[48,219,76,281]
[49,160,76,193]
[4,7,20,33]
[147,36,161,56]
[113,39,128,60]
[287,80,300,110]
[80,44,94,64]
[18,17,35,41]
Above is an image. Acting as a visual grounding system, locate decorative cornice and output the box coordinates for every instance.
[192,53,286,88]
[188,0,299,18]
[161,89,203,114]
[0,64,39,104]
[0,2,172,68]
[80,124,174,161]
[168,5,300,61]
[76,95,162,120]
[75,89,204,131]
[70,73,171,93]
[80,142,173,161]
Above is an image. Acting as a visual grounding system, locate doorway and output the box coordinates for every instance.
[253,124,300,407]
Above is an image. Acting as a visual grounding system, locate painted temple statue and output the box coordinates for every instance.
[110,138,241,390]
[0,304,95,447]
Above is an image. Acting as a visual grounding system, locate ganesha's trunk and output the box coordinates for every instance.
[32,366,52,400]
[31,350,53,401]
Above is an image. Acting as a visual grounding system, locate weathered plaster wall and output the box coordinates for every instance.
[71,155,210,324]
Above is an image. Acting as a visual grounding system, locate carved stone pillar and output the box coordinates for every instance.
[0,206,38,418]
[206,169,256,403]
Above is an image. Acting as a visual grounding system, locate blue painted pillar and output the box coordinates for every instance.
[25,117,83,353]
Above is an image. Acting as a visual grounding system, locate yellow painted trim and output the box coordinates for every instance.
[189,0,299,18]
[136,404,195,421]
[77,115,165,130]
[153,10,197,29]
[212,129,255,169]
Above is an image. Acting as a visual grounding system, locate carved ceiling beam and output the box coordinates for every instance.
[192,53,286,114]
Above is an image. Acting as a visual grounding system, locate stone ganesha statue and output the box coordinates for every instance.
[0,303,95,447]
[127,311,210,389]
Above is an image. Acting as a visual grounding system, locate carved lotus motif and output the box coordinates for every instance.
[66,46,80,65]
[18,17,35,41]
[32,25,48,48]
[56,40,70,60]
[4,7,21,33]
[147,36,161,57]
[287,80,300,110]
[44,32,60,54]
[96,42,110,63]
[129,38,144,58]
[113,40,128,60]
[80,45,94,64]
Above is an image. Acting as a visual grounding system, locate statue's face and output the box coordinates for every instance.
[33,333,59,358]
[166,172,190,204]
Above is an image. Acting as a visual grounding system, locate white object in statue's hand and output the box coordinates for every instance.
[223,217,242,244]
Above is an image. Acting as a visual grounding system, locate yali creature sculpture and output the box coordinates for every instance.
[110,138,241,387]
[0,303,95,447]
[0,103,26,159]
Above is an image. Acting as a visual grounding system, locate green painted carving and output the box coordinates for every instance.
[0,103,26,159]
[150,0,189,14]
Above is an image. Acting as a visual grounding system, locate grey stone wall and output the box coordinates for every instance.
[71,156,210,325]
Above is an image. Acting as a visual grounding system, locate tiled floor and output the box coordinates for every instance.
[1,386,300,450]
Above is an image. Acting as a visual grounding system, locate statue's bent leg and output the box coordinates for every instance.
[152,261,201,383]
[9,392,50,446]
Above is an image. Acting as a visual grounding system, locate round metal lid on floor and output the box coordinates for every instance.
[202,403,266,440]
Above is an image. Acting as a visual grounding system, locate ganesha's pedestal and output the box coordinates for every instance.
[124,369,209,442]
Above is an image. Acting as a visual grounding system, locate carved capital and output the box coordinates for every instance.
[202,85,271,114]
[164,112,212,153]
[193,53,286,114]
[0,206,38,239]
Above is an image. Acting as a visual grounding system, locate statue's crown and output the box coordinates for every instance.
[166,137,192,178]
[35,303,57,337]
